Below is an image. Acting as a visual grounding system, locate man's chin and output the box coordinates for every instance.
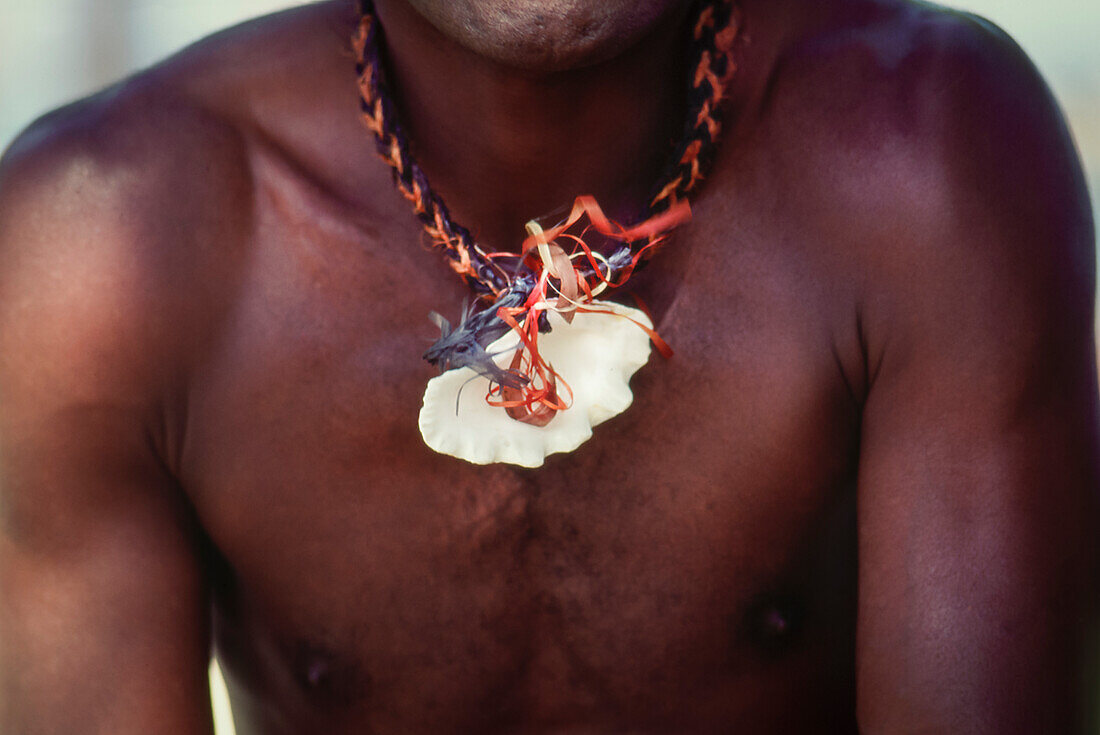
[402,0,689,73]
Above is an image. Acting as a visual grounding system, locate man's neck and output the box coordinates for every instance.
[371,0,693,252]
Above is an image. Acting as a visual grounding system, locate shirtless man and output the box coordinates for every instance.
[0,0,1097,731]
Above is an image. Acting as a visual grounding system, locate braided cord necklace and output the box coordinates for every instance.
[352,0,743,462]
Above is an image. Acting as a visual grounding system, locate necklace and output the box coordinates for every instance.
[353,0,743,466]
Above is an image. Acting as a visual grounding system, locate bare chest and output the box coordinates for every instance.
[180,190,861,730]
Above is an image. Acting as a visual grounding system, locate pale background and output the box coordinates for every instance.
[1,1,1098,733]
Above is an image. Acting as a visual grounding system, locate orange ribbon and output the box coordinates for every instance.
[484,196,690,425]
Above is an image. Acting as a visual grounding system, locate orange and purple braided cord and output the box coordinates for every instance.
[352,0,742,299]
[354,0,743,402]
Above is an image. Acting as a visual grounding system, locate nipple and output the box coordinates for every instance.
[303,658,330,689]
[291,642,373,707]
[760,605,792,637]
[745,593,803,653]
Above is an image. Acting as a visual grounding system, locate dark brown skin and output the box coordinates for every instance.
[1,0,1097,732]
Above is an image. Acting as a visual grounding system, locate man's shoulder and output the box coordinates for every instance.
[1,0,357,204]
[739,0,1095,363]
[0,1,360,324]
[0,81,250,233]
[0,82,248,357]
[0,4,327,397]
[0,1,354,224]
[767,0,1075,182]
[761,0,1092,290]
[771,1,1046,124]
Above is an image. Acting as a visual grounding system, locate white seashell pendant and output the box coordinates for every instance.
[418,300,654,467]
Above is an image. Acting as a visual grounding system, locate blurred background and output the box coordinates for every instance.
[1,1,1097,733]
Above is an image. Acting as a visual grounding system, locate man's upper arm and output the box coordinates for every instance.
[0,110,219,734]
[854,16,1099,735]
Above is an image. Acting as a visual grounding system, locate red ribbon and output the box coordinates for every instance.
[484,196,690,425]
